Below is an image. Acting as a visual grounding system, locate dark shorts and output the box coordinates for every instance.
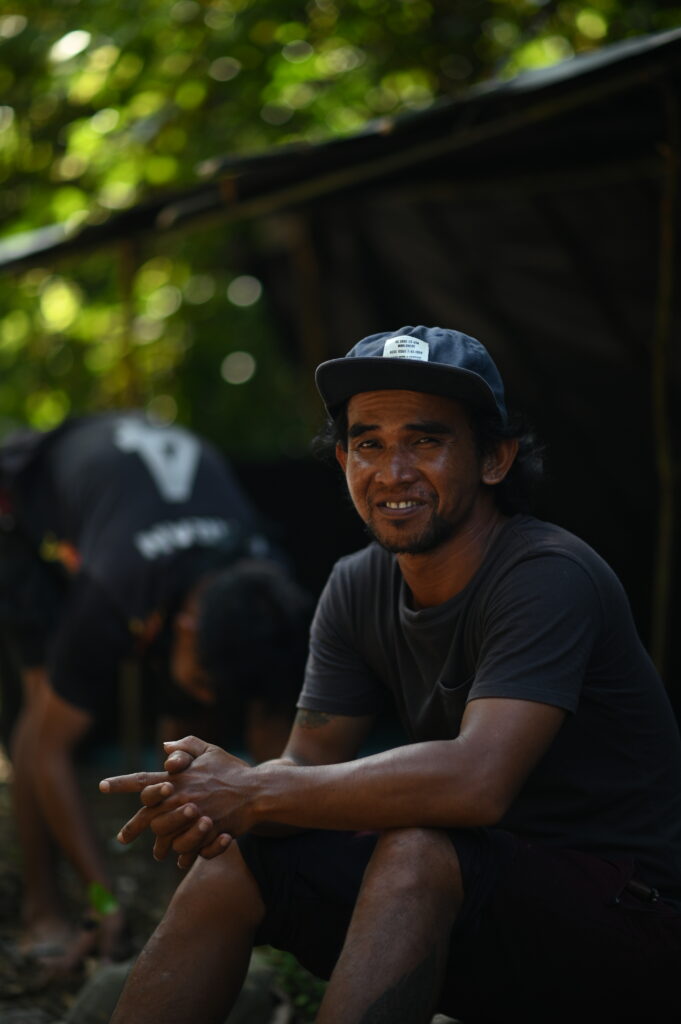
[0,510,64,666]
[238,827,681,1023]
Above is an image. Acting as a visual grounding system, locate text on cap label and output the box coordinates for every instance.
[382,336,429,361]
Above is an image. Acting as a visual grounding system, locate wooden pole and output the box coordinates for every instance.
[650,85,679,680]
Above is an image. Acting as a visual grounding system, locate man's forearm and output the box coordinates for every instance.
[245,698,566,835]
[106,700,565,848]
[247,740,491,833]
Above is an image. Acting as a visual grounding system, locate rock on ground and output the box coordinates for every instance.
[58,956,458,1024]
[61,951,289,1024]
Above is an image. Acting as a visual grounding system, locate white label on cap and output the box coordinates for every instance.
[382,336,429,361]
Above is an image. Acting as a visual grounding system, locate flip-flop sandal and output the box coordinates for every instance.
[21,939,67,959]
[2,936,69,963]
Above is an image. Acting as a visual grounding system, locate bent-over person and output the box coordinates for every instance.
[0,410,310,970]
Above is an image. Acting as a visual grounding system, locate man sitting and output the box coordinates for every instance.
[101,327,681,1023]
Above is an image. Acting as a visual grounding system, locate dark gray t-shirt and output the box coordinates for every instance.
[300,515,681,901]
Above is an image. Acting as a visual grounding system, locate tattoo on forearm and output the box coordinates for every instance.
[295,709,334,730]
[358,948,440,1024]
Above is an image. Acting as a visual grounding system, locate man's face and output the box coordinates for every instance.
[170,610,216,705]
[336,389,492,555]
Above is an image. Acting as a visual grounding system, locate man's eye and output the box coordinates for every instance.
[415,436,440,446]
[355,439,379,450]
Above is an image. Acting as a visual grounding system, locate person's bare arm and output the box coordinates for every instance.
[16,674,101,874]
[281,707,377,766]
[102,698,566,857]
[227,697,565,834]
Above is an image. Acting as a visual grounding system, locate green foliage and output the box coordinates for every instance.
[264,947,327,1021]
[0,0,679,449]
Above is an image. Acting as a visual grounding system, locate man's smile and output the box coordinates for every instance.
[371,497,430,522]
[384,500,421,510]
[374,493,428,506]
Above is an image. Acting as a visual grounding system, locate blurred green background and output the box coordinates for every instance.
[2,0,680,456]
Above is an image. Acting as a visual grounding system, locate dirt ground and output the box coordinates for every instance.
[0,746,183,1021]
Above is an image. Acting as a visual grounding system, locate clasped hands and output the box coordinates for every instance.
[99,736,253,869]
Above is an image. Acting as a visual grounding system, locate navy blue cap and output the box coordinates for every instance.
[315,325,508,424]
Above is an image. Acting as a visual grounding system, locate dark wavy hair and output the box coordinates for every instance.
[195,558,314,711]
[312,403,545,516]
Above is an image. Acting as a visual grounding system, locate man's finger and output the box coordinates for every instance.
[99,771,169,794]
[139,781,174,807]
[116,806,157,844]
[152,833,174,862]
[164,750,193,774]
[176,827,232,868]
[177,851,198,870]
[170,816,214,854]
[148,803,200,837]
[199,834,233,860]
[163,735,209,758]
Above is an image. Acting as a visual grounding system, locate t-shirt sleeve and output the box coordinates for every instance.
[298,559,386,716]
[468,553,603,713]
[47,575,132,716]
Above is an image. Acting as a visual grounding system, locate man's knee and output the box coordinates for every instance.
[365,828,463,907]
[168,842,266,933]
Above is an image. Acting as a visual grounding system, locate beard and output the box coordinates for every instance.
[364,509,457,555]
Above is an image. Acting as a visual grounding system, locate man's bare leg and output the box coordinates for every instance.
[111,843,265,1024]
[10,669,72,953]
[317,828,462,1024]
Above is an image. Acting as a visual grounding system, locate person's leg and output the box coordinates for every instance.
[10,666,72,952]
[317,828,463,1024]
[111,842,266,1024]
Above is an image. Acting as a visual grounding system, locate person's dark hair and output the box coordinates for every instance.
[468,409,545,515]
[195,558,313,711]
[312,403,545,516]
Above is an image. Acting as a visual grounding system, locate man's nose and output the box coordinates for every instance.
[375,446,418,484]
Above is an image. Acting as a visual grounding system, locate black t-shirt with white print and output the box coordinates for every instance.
[4,412,263,713]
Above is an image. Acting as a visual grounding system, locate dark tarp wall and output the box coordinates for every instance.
[243,30,681,705]
[1,29,680,705]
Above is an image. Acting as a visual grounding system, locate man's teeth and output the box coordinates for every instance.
[385,501,418,509]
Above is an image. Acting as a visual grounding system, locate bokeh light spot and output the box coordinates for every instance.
[147,394,178,424]
[221,351,256,385]
[227,275,262,306]
[49,30,91,64]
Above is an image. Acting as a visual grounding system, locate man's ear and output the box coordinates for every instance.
[481,438,519,485]
[335,443,348,473]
